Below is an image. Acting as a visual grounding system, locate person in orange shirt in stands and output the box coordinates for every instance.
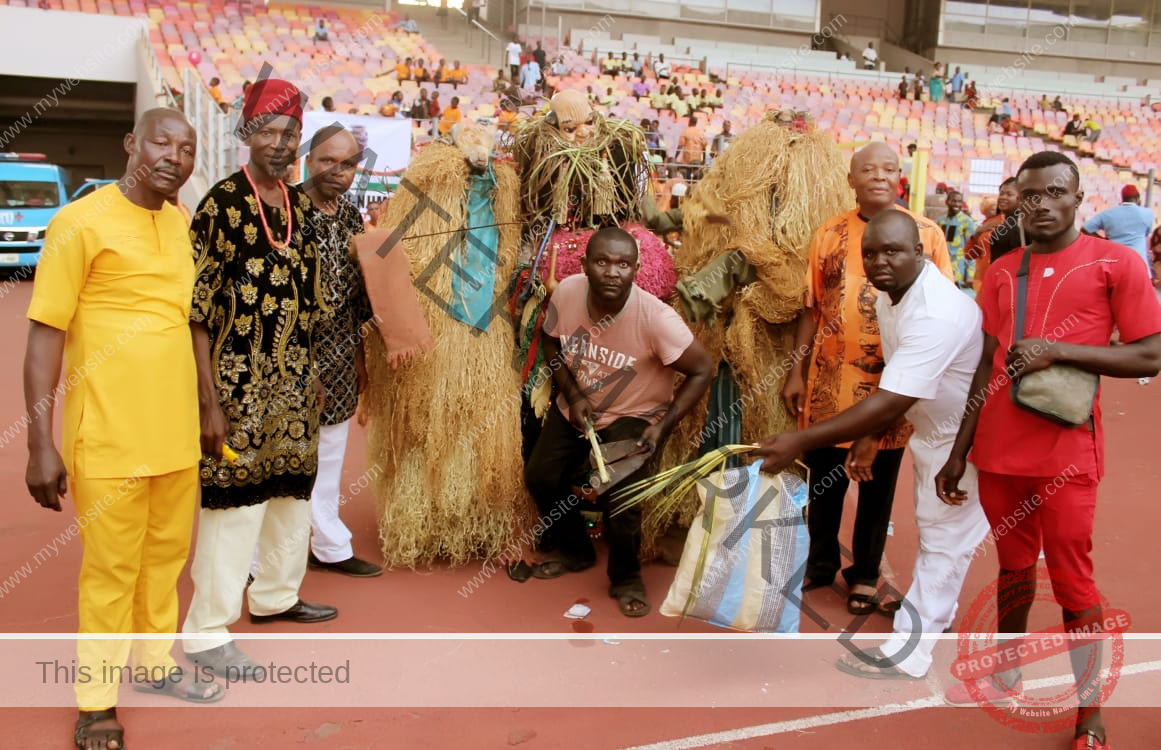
[394,57,412,81]
[782,142,953,617]
[412,57,430,83]
[496,98,519,132]
[434,58,449,84]
[207,77,224,105]
[439,96,462,136]
[447,60,468,89]
[677,114,706,178]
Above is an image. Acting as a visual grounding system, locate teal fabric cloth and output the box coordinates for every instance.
[448,169,500,331]
[700,361,743,470]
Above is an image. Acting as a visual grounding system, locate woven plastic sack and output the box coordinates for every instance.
[659,461,809,633]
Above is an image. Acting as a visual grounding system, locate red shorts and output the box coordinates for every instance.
[977,470,1101,611]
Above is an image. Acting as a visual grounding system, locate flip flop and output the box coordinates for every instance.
[877,599,955,633]
[74,708,125,750]
[609,582,651,618]
[847,585,881,616]
[131,669,226,704]
[834,647,924,682]
[506,561,532,583]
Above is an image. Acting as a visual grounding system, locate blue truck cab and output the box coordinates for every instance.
[0,153,70,268]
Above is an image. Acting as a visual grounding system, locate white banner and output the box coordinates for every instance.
[298,112,413,219]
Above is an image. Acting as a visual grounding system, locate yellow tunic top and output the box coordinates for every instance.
[26,183,200,479]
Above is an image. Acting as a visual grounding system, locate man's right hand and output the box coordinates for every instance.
[27,446,68,512]
[935,455,969,506]
[781,371,805,419]
[568,399,594,434]
[200,400,229,461]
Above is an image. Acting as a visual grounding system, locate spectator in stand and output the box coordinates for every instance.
[598,87,615,107]
[1082,185,1155,274]
[497,98,519,132]
[396,15,420,34]
[929,71,944,103]
[912,75,924,101]
[439,96,462,136]
[1001,116,1018,135]
[654,53,671,79]
[938,190,977,288]
[506,38,522,79]
[678,115,706,176]
[706,88,723,108]
[898,76,908,100]
[631,52,644,77]
[963,80,978,107]
[412,58,430,83]
[1052,95,1064,112]
[447,60,467,88]
[395,57,413,81]
[314,18,328,42]
[950,66,964,102]
[434,59,449,84]
[230,80,252,110]
[520,55,541,93]
[409,89,430,120]
[602,51,620,76]
[321,96,335,113]
[710,120,732,161]
[1083,117,1102,143]
[1000,98,1012,117]
[427,91,441,119]
[862,42,878,70]
[207,77,224,105]
[1064,113,1084,138]
[632,79,649,100]
[533,42,547,72]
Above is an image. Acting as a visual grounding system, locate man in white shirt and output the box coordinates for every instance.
[862,42,878,70]
[506,39,523,80]
[519,57,541,94]
[654,53,670,79]
[754,210,990,680]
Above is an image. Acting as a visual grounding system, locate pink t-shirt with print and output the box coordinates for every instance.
[545,274,695,429]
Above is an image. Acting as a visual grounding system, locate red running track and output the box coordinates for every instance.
[0,279,1157,748]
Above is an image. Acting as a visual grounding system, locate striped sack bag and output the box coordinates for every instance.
[659,461,809,633]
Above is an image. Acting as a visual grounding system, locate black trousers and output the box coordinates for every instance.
[803,446,904,588]
[524,406,654,586]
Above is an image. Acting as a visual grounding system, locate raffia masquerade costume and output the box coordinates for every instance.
[361,123,534,568]
[508,91,679,426]
[643,110,855,552]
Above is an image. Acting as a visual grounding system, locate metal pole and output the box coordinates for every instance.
[541,1,545,46]
[1148,168,1156,209]
[557,14,562,50]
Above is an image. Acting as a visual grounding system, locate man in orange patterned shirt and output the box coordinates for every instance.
[781,142,953,616]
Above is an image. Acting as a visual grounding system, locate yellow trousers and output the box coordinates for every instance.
[73,467,199,711]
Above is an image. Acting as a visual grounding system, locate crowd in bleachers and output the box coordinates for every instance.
[6,0,1161,225]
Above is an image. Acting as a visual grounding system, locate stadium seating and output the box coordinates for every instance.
[4,0,1158,221]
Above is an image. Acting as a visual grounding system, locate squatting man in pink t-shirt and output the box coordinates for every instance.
[522,227,712,617]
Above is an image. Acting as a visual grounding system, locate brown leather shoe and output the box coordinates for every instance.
[249,599,338,624]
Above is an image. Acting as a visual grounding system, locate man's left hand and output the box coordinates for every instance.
[636,422,668,456]
[1005,338,1060,378]
[751,432,807,475]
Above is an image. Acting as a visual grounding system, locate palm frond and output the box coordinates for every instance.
[608,444,758,522]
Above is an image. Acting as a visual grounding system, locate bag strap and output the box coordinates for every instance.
[1014,247,1032,340]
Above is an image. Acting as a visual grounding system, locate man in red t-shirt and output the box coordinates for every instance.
[936,152,1161,749]
[523,227,712,617]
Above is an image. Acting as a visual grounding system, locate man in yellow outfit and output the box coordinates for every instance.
[24,108,225,750]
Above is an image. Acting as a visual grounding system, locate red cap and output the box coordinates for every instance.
[1123,184,1140,200]
[242,78,304,129]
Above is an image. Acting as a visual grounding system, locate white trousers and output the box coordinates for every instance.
[183,496,311,654]
[248,419,353,574]
[877,439,991,678]
[309,419,354,562]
